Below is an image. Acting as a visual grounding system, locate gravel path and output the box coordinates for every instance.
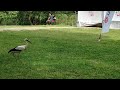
[0,26,78,31]
[0,26,100,31]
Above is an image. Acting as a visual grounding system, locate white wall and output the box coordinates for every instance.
[78,11,102,26]
[78,11,120,29]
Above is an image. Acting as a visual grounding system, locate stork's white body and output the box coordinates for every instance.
[15,45,27,50]
[8,38,31,57]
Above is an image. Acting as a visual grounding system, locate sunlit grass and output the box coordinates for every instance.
[0,27,120,79]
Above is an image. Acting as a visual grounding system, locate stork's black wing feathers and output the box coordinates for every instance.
[8,48,22,53]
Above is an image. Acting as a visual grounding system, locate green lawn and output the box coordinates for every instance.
[1,27,120,79]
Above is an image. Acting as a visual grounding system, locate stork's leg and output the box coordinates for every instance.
[13,53,15,57]
[11,52,15,57]
[17,52,20,58]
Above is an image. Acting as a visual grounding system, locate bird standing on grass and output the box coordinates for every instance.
[8,38,31,57]
[98,33,101,42]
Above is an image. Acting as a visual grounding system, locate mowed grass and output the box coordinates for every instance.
[1,27,120,79]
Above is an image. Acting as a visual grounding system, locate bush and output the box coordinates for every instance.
[55,13,76,26]
[0,11,18,25]
[67,14,76,26]
[0,11,76,26]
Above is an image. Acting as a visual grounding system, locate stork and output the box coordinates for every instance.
[8,38,31,57]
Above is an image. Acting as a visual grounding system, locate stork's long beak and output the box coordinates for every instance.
[26,40,32,44]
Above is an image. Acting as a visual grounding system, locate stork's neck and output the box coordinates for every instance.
[25,41,29,46]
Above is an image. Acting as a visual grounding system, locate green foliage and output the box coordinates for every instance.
[67,14,77,26]
[0,11,76,25]
[0,11,18,25]
[17,11,30,25]
[55,14,68,25]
